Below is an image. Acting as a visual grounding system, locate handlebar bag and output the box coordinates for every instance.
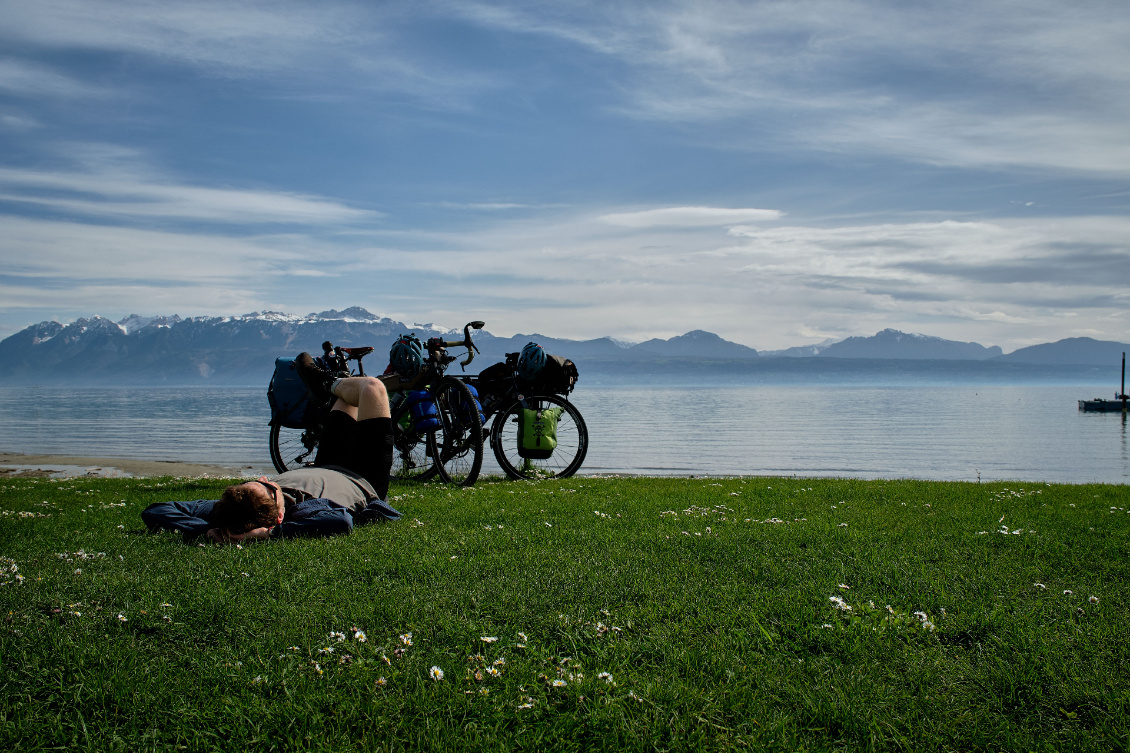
[268,357,313,429]
[405,390,442,432]
[517,406,563,459]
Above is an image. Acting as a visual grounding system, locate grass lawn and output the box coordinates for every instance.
[1,473,1128,751]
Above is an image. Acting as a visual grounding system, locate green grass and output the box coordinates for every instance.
[1,474,1128,752]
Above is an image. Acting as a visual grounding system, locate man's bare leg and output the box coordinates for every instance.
[329,376,390,420]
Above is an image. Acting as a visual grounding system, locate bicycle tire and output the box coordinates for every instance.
[430,376,484,486]
[490,394,588,480]
[389,395,442,482]
[269,422,321,474]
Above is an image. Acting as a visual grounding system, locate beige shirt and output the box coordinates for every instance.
[270,466,377,516]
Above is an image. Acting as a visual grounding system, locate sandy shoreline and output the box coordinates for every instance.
[0,452,268,479]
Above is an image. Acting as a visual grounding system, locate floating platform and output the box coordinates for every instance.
[1078,398,1128,412]
[1079,351,1128,412]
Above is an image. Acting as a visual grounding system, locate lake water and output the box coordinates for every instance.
[1,385,1127,484]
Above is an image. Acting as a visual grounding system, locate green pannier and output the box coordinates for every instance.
[517,406,563,459]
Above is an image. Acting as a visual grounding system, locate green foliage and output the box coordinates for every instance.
[1,474,1128,751]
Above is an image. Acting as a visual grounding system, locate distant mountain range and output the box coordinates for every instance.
[0,307,1126,385]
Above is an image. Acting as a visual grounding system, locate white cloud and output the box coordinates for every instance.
[4,1,1126,171]
[0,0,352,72]
[0,216,296,282]
[3,204,1129,349]
[0,58,108,98]
[0,165,376,225]
[600,206,782,227]
[453,0,1130,174]
[290,208,1129,349]
[0,112,41,131]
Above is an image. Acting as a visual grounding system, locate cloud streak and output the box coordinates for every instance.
[0,165,376,225]
[600,206,782,227]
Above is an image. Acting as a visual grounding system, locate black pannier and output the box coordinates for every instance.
[521,354,578,395]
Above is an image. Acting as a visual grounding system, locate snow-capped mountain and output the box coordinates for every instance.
[0,307,1119,385]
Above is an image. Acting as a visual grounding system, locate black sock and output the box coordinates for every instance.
[356,417,394,499]
[314,410,357,469]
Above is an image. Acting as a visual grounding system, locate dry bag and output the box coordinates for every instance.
[517,406,563,459]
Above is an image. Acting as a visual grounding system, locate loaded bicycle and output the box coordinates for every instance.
[269,322,486,486]
[466,344,588,480]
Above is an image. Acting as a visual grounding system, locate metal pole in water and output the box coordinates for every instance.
[1122,352,1127,416]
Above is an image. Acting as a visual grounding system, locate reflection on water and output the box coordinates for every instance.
[1,385,1127,483]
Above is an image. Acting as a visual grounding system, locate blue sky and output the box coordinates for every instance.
[1,0,1128,352]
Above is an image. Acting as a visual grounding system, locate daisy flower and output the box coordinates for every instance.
[429,666,445,681]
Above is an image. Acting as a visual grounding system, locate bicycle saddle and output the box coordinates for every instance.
[340,346,374,357]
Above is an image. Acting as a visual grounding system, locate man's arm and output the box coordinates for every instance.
[269,499,355,539]
[141,499,216,539]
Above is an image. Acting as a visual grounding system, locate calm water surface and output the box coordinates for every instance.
[1,385,1127,483]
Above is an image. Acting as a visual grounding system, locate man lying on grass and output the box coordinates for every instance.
[143,354,416,541]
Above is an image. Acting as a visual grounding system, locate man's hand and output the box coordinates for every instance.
[206,526,273,543]
[227,526,273,541]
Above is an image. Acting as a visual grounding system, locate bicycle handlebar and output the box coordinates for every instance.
[435,321,484,368]
[320,320,485,377]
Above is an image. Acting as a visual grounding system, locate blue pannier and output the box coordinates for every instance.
[405,390,441,432]
[268,357,313,428]
[460,384,485,426]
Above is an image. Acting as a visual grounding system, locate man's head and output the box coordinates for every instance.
[211,477,285,535]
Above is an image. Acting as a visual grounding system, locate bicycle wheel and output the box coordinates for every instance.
[269,422,321,473]
[389,397,442,482]
[490,394,588,480]
[431,376,484,486]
